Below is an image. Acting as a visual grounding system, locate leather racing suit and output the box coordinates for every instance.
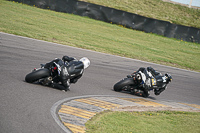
[131,67,171,97]
[44,56,84,91]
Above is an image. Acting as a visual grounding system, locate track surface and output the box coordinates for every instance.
[0,32,199,133]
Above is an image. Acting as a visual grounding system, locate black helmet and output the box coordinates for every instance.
[165,73,172,83]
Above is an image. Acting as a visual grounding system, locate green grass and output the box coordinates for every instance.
[0,0,200,72]
[85,110,200,133]
[81,0,200,29]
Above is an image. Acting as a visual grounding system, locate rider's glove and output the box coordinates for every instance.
[154,88,165,95]
[70,78,78,83]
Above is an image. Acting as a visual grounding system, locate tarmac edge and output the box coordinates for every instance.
[51,95,200,133]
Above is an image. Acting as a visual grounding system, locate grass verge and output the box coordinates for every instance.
[81,0,200,29]
[0,0,200,72]
[85,110,200,133]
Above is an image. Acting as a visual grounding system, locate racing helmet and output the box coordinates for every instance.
[79,57,90,69]
[165,73,172,83]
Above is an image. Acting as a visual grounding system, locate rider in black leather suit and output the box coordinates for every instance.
[44,56,90,91]
[130,67,172,97]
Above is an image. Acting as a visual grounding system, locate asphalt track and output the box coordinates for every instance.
[0,32,200,133]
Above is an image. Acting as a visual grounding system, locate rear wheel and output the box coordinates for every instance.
[113,78,135,92]
[25,68,50,83]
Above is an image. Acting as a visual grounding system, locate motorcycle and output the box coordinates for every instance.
[114,70,172,98]
[113,72,154,98]
[25,57,90,89]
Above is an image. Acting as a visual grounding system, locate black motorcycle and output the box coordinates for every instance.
[114,71,172,97]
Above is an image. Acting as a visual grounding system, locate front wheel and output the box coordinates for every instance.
[25,68,50,83]
[113,78,135,92]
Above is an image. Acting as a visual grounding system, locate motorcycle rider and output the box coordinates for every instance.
[43,56,90,91]
[128,67,172,97]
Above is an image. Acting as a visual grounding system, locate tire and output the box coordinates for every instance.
[113,78,135,92]
[25,68,50,83]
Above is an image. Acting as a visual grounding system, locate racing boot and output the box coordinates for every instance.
[142,90,149,98]
[143,87,150,98]
[62,80,70,92]
[60,66,70,92]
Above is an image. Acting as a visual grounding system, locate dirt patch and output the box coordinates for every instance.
[112,106,200,112]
